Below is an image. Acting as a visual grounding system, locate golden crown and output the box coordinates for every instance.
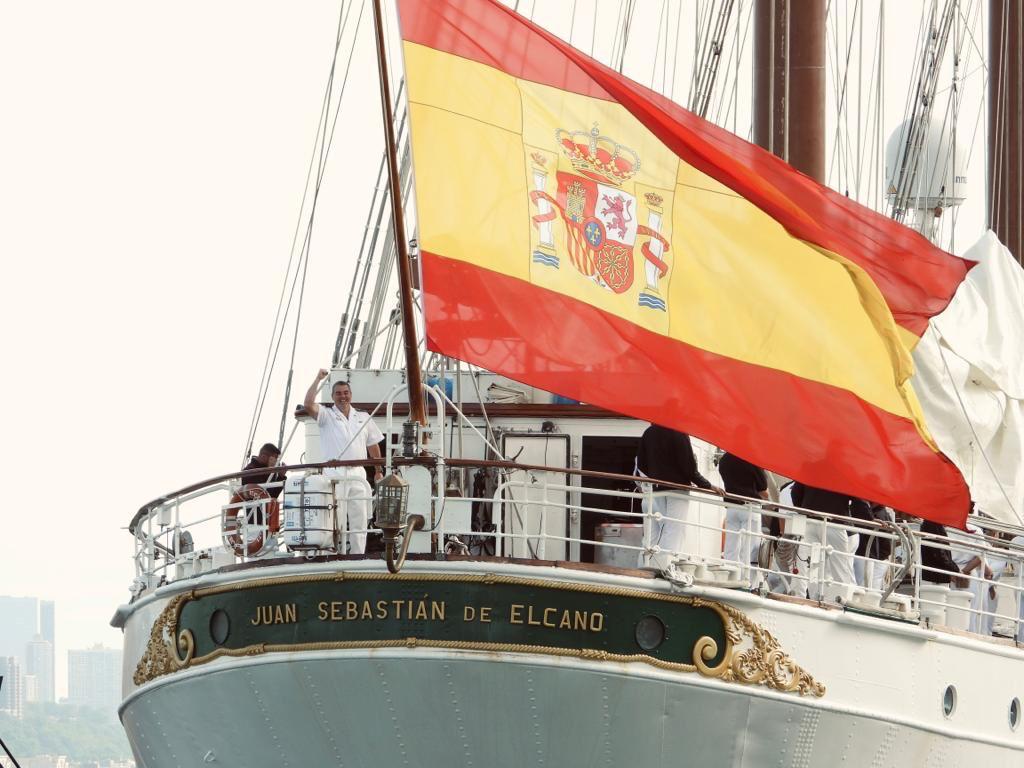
[555,123,639,186]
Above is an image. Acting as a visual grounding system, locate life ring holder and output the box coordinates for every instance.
[223,484,278,557]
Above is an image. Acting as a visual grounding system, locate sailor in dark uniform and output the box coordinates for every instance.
[636,424,720,567]
[719,452,770,573]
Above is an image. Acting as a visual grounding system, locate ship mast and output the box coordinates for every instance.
[371,0,426,425]
[753,0,826,181]
[988,0,1022,264]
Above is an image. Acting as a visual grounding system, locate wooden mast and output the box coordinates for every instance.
[988,0,1023,264]
[371,0,426,425]
[753,0,826,182]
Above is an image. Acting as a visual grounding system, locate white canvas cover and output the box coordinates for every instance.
[912,230,1024,525]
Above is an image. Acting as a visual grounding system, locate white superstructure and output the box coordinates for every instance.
[113,381,1024,767]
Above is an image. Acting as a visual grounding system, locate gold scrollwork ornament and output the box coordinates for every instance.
[132,594,192,685]
[709,600,826,697]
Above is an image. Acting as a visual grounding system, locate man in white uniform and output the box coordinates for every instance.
[950,523,990,634]
[304,369,384,554]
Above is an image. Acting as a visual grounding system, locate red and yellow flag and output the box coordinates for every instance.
[398,0,972,526]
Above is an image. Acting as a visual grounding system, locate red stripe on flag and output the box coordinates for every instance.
[399,0,972,337]
[422,250,970,527]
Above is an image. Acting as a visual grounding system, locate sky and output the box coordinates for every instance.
[0,1,992,700]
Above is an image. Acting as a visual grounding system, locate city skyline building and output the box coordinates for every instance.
[26,634,55,703]
[0,655,24,719]
[40,600,55,647]
[0,595,57,706]
[0,596,39,666]
[23,673,38,703]
[67,646,121,712]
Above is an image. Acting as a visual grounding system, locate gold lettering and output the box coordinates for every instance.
[285,603,297,623]
[479,606,492,623]
[361,601,373,620]
[527,605,542,626]
[331,601,343,621]
[543,607,556,628]
[431,601,445,621]
[273,605,284,624]
[510,604,524,624]
[464,606,476,622]
[251,607,263,626]
[559,611,571,629]
[590,613,604,632]
[408,600,414,620]
[318,602,328,621]
[261,606,272,625]
[376,600,389,619]
[346,601,358,621]
[574,611,587,631]
[392,600,404,616]
[415,601,428,620]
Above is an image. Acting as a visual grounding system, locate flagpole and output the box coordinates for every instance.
[371,0,426,426]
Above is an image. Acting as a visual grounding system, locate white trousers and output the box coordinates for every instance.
[854,557,888,591]
[642,494,696,566]
[723,505,762,571]
[324,466,371,555]
[966,574,986,635]
[793,518,860,599]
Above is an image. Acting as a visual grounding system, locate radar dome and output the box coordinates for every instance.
[885,118,968,209]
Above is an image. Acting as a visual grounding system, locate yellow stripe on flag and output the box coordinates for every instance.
[406,41,930,432]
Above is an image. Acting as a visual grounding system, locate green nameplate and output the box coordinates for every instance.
[133,572,825,698]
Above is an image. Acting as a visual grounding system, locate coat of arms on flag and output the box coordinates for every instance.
[527,123,672,313]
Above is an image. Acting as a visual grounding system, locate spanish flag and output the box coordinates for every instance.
[398,0,972,526]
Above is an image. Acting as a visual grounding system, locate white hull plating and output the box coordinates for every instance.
[118,561,1024,767]
[122,650,1021,768]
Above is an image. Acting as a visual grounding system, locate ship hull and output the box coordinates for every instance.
[118,560,1024,767]
[121,648,1020,768]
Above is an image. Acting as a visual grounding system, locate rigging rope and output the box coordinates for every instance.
[334,85,409,367]
[275,0,370,448]
[691,0,736,118]
[242,0,352,464]
[889,0,957,224]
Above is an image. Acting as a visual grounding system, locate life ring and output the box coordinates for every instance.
[223,485,280,557]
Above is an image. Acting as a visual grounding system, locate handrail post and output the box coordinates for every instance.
[642,484,653,566]
[539,470,549,561]
[913,533,922,616]
[816,520,828,602]
[147,512,154,584]
[1016,565,1023,641]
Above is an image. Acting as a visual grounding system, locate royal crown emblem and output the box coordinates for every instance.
[555,123,640,186]
[528,121,671,311]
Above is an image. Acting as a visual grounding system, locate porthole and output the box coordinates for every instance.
[1010,698,1021,731]
[942,685,957,718]
[210,609,231,646]
[634,615,666,651]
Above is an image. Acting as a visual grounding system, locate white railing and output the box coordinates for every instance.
[129,459,1024,644]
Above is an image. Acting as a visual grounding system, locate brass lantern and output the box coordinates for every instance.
[375,473,409,538]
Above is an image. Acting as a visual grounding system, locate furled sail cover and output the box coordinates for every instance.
[912,231,1024,526]
[398,0,972,526]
